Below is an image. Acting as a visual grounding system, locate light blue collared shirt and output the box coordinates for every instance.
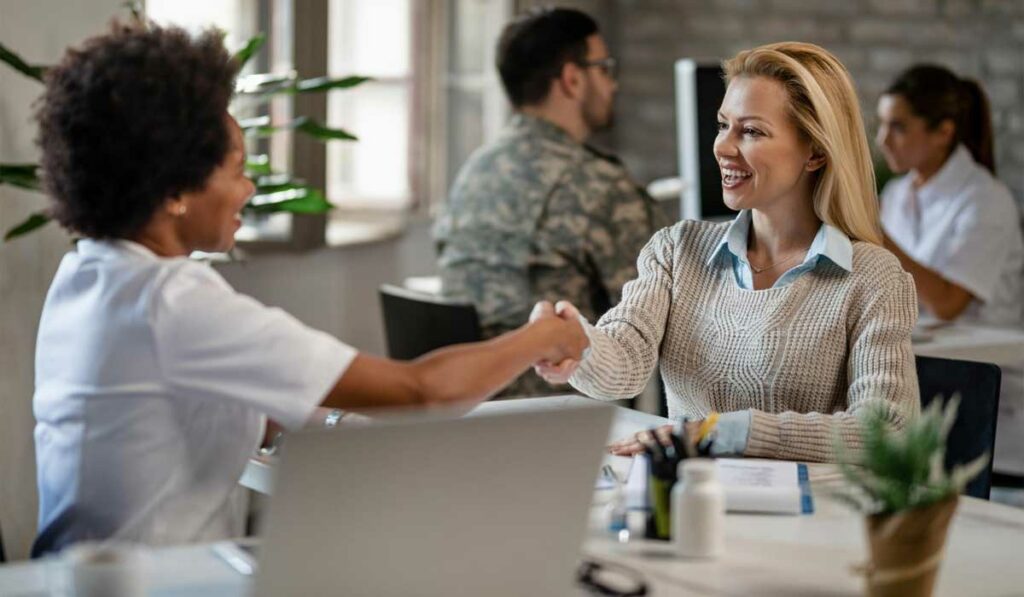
[693,210,854,456]
[708,209,854,290]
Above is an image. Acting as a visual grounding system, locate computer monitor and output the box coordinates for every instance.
[675,59,732,221]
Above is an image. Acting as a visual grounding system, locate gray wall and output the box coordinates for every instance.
[597,0,1024,206]
[0,0,126,560]
[216,219,438,358]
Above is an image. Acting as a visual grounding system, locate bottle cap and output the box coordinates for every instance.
[678,458,716,481]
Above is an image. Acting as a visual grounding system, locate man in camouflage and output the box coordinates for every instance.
[433,7,668,397]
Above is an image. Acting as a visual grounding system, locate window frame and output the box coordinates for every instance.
[177,0,514,252]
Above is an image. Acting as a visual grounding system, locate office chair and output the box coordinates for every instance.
[916,355,1002,500]
[379,284,482,360]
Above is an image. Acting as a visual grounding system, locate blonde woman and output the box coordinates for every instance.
[535,42,920,462]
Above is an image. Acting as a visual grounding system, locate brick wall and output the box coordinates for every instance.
[562,0,1024,206]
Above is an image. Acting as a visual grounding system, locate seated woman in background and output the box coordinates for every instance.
[876,64,1023,326]
[877,65,1024,484]
[536,42,919,462]
[31,21,586,556]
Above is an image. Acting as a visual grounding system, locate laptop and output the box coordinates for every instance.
[249,402,614,596]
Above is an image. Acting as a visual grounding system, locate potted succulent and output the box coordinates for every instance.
[833,397,988,597]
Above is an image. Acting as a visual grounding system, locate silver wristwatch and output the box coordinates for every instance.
[324,409,346,428]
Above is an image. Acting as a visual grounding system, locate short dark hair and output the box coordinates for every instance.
[496,7,599,107]
[36,20,240,239]
[886,64,995,174]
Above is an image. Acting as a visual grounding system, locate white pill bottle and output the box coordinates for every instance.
[671,458,725,558]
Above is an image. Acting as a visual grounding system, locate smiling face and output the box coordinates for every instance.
[713,76,819,215]
[175,116,255,253]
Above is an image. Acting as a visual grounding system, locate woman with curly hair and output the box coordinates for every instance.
[31,21,586,555]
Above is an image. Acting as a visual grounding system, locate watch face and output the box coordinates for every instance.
[325,409,344,428]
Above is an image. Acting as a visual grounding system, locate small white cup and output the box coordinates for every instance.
[55,543,146,597]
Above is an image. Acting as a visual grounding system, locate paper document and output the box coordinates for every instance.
[595,454,634,490]
[715,459,813,515]
[607,456,813,515]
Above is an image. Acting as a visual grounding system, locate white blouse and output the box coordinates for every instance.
[33,240,356,554]
[880,144,1024,327]
[882,145,1024,475]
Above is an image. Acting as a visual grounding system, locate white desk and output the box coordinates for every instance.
[239,395,665,496]
[912,321,1024,369]
[232,321,1024,493]
[6,396,1024,596]
[0,542,249,597]
[585,469,1024,596]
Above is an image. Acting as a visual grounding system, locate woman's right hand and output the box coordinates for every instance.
[607,422,701,456]
[531,301,585,384]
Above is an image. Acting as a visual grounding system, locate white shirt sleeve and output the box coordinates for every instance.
[934,186,1018,303]
[878,177,911,242]
[878,179,899,223]
[151,262,357,431]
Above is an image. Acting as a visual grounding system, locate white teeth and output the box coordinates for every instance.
[721,168,752,184]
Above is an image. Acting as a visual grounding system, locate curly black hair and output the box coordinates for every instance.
[36,20,240,239]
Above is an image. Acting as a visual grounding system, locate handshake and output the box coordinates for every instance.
[527,300,589,384]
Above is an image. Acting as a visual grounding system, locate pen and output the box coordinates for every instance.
[697,412,720,444]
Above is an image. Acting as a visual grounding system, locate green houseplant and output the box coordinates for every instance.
[0,11,367,242]
[834,397,988,597]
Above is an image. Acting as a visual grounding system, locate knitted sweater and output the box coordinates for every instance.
[570,220,920,462]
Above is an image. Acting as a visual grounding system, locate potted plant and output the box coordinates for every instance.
[833,397,988,597]
[0,6,368,243]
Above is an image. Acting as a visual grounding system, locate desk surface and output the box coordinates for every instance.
[5,396,1024,596]
[912,321,1024,368]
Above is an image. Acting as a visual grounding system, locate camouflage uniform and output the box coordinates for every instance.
[433,113,669,397]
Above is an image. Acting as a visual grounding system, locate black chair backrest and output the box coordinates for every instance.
[0,522,5,563]
[916,355,1001,500]
[379,284,483,360]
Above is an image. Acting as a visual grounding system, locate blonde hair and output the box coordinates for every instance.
[723,42,882,245]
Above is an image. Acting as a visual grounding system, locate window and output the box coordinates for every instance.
[442,0,513,196]
[326,0,511,214]
[146,0,258,55]
[326,0,412,211]
[149,0,512,246]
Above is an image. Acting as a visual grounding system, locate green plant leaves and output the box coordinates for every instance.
[4,211,51,242]
[236,72,371,96]
[245,183,332,215]
[239,115,358,141]
[245,154,272,176]
[0,31,357,246]
[2,161,49,241]
[292,75,372,94]
[0,164,42,191]
[836,396,987,515]
[289,116,358,140]
[232,33,266,69]
[0,43,46,82]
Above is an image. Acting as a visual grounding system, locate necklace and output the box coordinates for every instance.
[748,251,803,274]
